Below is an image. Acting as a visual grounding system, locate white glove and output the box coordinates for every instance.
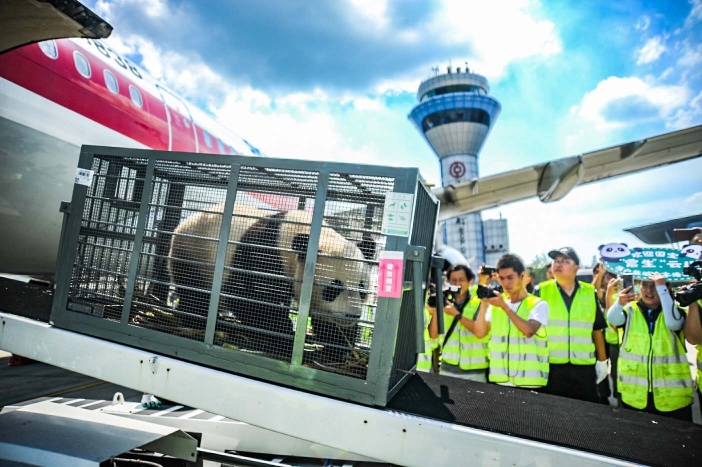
[141,393,161,409]
[595,359,609,384]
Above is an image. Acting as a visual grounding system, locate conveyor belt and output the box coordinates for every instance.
[3,277,702,466]
[389,372,702,467]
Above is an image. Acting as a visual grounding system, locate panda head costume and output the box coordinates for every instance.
[168,203,376,357]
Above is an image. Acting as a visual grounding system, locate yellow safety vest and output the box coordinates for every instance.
[697,300,702,394]
[488,295,549,387]
[417,306,440,372]
[618,302,693,412]
[440,297,489,370]
[538,280,596,365]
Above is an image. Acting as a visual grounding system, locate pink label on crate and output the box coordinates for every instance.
[377,251,404,298]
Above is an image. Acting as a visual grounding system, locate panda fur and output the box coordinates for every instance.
[168,203,375,358]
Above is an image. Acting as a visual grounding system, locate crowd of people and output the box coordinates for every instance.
[419,236,702,424]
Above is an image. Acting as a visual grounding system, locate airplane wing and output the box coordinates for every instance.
[433,125,702,222]
[0,0,111,54]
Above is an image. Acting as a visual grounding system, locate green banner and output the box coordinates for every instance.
[599,243,698,281]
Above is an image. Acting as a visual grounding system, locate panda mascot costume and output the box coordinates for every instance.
[168,203,376,361]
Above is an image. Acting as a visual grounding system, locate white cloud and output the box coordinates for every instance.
[667,90,702,129]
[347,0,389,31]
[426,0,562,80]
[685,0,702,28]
[659,67,674,80]
[372,0,562,92]
[144,0,166,17]
[636,36,666,64]
[572,76,690,129]
[635,15,651,31]
[678,42,702,67]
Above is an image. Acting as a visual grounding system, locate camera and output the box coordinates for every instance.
[675,261,702,307]
[476,284,503,299]
[427,283,462,308]
[480,266,497,276]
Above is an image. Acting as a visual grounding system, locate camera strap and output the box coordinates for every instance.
[442,300,469,348]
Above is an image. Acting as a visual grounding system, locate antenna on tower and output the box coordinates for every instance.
[431,66,439,76]
[465,61,469,73]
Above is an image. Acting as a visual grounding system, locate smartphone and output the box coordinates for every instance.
[622,274,634,292]
[481,266,497,276]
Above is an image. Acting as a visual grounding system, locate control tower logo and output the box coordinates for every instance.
[449,161,466,179]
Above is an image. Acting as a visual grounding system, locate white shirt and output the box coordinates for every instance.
[485,298,549,326]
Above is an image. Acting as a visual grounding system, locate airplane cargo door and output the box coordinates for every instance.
[157,85,198,153]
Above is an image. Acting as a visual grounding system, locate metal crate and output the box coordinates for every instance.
[51,146,439,406]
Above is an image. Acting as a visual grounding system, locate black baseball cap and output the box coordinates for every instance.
[548,247,580,265]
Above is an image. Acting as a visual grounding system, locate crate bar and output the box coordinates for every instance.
[52,149,96,315]
[80,146,405,179]
[291,171,329,366]
[205,163,240,345]
[120,158,156,325]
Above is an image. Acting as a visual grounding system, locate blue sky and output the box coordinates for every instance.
[88,0,702,265]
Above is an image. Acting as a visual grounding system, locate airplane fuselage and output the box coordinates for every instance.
[0,38,261,275]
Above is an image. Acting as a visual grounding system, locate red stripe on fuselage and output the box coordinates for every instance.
[0,40,298,211]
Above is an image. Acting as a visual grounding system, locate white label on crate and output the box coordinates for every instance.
[74,168,94,186]
[381,192,414,237]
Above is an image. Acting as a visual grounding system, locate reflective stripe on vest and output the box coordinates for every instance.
[617,302,693,412]
[417,307,439,372]
[697,300,702,393]
[538,280,596,365]
[488,294,549,387]
[441,297,489,370]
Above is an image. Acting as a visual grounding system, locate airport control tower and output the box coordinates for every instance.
[409,65,504,271]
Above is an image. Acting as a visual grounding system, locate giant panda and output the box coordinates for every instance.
[168,203,376,360]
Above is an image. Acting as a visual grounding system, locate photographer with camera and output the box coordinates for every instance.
[607,272,692,421]
[474,254,550,388]
[682,230,702,419]
[536,247,609,403]
[426,264,490,382]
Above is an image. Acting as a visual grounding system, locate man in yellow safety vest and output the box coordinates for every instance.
[536,247,609,403]
[432,264,490,382]
[608,272,693,421]
[684,299,702,421]
[474,254,549,388]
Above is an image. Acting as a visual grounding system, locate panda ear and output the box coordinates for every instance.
[358,235,376,261]
[598,244,605,251]
[622,243,628,248]
[292,233,309,263]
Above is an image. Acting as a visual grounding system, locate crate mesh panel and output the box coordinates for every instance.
[128,160,232,341]
[214,167,319,362]
[302,173,393,378]
[67,155,148,321]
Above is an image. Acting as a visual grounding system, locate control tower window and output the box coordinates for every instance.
[421,108,490,131]
[73,52,91,78]
[39,40,58,59]
[421,84,486,101]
